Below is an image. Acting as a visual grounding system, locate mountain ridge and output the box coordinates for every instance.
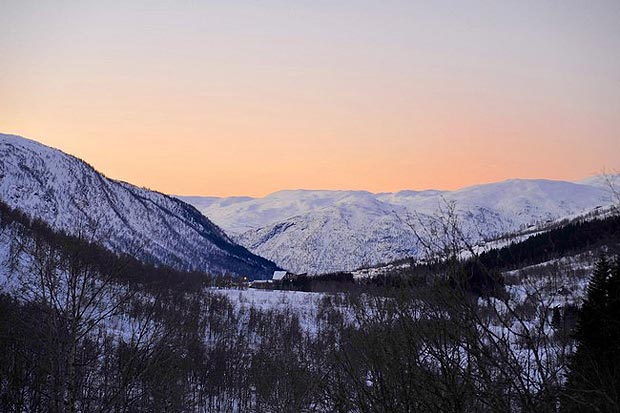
[181,177,616,274]
[0,133,278,279]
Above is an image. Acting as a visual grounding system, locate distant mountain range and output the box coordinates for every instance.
[0,134,278,279]
[181,178,616,274]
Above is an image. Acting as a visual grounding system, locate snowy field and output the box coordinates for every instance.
[208,287,337,336]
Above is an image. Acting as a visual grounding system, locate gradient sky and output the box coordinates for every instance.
[1,1,619,196]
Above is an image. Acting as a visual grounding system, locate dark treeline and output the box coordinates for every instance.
[388,214,620,293]
[278,259,503,299]
[477,215,620,271]
[283,272,357,293]
[286,214,620,296]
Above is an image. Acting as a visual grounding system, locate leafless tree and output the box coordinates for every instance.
[10,222,137,412]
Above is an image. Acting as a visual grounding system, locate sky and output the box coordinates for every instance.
[1,1,619,197]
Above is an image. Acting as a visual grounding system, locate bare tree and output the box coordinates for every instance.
[11,223,137,412]
[602,170,620,215]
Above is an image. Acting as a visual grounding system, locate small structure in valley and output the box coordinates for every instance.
[250,271,296,289]
[272,270,288,281]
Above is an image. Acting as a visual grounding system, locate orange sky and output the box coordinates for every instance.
[1,1,619,197]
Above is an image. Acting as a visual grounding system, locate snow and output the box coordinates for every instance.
[0,133,276,278]
[272,270,287,280]
[577,173,620,188]
[180,178,614,274]
[208,288,332,335]
[0,204,600,396]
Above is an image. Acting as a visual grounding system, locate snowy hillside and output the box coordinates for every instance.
[181,179,614,274]
[0,134,278,278]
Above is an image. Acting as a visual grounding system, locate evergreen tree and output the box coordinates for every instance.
[563,256,620,412]
[609,257,620,307]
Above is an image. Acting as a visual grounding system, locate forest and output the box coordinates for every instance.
[0,199,619,412]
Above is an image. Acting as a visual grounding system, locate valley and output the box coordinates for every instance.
[0,134,618,412]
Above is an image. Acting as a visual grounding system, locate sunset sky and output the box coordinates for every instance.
[1,1,619,197]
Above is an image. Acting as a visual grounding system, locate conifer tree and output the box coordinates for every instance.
[563,256,620,412]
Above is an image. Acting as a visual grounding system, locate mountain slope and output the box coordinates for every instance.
[181,179,614,274]
[0,134,278,278]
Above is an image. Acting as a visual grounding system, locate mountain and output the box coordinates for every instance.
[0,198,210,295]
[0,134,278,278]
[180,179,614,274]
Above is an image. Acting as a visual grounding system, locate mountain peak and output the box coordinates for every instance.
[0,134,278,278]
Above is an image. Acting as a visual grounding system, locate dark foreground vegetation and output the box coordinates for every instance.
[1,200,619,412]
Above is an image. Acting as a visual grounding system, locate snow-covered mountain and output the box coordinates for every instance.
[0,134,278,278]
[181,179,615,274]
